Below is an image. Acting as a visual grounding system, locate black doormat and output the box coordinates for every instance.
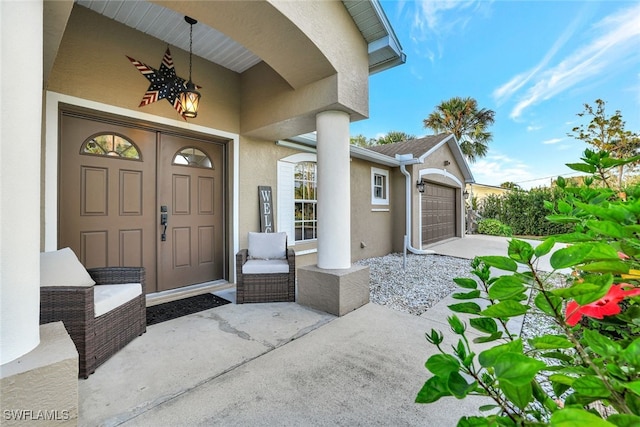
[146,293,231,326]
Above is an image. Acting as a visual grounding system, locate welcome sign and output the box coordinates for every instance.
[258,186,274,232]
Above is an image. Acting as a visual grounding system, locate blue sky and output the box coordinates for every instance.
[350,0,640,189]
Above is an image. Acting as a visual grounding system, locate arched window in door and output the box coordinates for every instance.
[80,133,141,160]
[172,147,213,169]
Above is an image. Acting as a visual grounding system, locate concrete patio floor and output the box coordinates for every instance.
[79,235,562,426]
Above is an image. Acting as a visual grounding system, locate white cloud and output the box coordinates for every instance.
[399,0,493,61]
[470,153,534,188]
[542,138,563,145]
[527,125,541,132]
[493,9,585,105]
[495,3,640,120]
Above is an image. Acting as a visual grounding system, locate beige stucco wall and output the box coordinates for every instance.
[47,5,241,134]
[237,138,295,247]
[350,159,394,261]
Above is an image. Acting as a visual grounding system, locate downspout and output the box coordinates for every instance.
[396,154,435,269]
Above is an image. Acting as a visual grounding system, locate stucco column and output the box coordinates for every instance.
[0,0,43,364]
[316,110,351,269]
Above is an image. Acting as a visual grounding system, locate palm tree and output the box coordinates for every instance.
[423,97,495,163]
[372,131,416,145]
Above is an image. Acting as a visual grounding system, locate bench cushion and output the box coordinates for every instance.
[94,283,142,317]
[242,259,289,275]
[248,232,287,260]
[40,247,96,287]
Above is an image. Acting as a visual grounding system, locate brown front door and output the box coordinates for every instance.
[59,111,226,293]
[59,113,158,289]
[157,134,225,291]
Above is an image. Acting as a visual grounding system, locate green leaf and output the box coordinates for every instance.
[480,301,529,318]
[494,353,546,386]
[425,354,460,377]
[452,290,482,300]
[500,381,533,410]
[478,339,523,368]
[477,256,518,272]
[621,338,640,368]
[488,276,526,301]
[566,163,597,174]
[546,214,581,224]
[456,417,492,427]
[575,201,635,224]
[548,374,575,386]
[554,242,620,270]
[508,239,534,264]
[448,302,482,315]
[572,274,613,305]
[534,292,562,316]
[453,277,478,289]
[550,244,593,269]
[415,375,450,403]
[469,317,498,334]
[478,405,500,412]
[551,281,608,306]
[586,220,625,238]
[472,332,504,343]
[606,414,640,427]
[579,260,629,274]
[557,199,572,214]
[573,375,611,398]
[550,408,616,426]
[447,371,476,399]
[582,329,621,358]
[623,380,640,396]
[541,351,574,363]
[529,335,574,350]
[534,237,556,258]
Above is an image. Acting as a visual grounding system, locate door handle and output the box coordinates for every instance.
[160,205,168,241]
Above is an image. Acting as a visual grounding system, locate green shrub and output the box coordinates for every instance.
[478,188,572,236]
[477,218,512,236]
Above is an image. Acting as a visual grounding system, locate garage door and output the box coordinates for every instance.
[421,183,456,245]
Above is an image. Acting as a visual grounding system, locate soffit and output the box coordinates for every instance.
[75,0,404,75]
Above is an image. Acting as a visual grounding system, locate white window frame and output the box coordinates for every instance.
[371,167,389,205]
[277,153,318,244]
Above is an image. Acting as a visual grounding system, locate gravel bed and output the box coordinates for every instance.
[356,252,473,316]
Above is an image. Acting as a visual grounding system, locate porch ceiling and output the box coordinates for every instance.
[75,0,404,76]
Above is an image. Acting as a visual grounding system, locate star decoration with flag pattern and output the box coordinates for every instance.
[127,48,201,120]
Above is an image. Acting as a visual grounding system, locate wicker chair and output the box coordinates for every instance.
[39,248,146,378]
[236,232,295,303]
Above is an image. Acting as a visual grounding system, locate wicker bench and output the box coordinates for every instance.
[39,248,146,378]
[236,232,295,303]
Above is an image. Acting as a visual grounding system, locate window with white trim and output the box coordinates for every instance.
[294,162,317,242]
[277,153,318,244]
[371,167,389,205]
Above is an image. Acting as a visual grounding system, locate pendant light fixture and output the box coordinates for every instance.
[180,16,201,118]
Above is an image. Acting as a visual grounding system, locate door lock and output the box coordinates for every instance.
[160,205,168,241]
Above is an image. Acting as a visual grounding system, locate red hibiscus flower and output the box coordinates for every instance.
[565,283,640,326]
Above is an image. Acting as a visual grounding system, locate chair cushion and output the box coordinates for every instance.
[242,259,290,275]
[94,283,142,317]
[248,232,287,260]
[40,247,96,287]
